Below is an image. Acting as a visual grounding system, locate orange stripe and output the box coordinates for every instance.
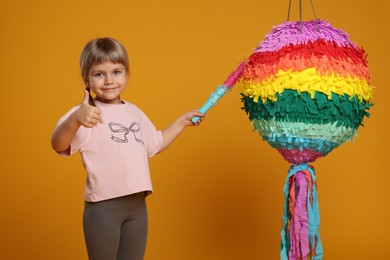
[243,54,371,83]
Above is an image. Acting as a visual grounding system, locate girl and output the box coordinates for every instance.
[51,37,204,260]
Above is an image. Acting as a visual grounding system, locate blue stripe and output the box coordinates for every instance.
[262,136,339,155]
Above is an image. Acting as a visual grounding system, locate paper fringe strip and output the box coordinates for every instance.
[242,67,373,103]
[255,19,356,53]
[242,90,372,130]
[247,38,370,83]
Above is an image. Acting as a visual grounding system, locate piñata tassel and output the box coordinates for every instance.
[281,164,323,260]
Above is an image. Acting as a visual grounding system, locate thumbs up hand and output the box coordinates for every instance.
[75,90,102,128]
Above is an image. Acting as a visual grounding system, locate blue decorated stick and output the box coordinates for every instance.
[192,62,246,124]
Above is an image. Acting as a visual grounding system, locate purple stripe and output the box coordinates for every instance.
[254,19,356,53]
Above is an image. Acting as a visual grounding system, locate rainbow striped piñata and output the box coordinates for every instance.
[241,19,374,259]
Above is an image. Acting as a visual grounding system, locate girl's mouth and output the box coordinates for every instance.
[101,87,118,91]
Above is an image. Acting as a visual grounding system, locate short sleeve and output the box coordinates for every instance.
[137,108,163,157]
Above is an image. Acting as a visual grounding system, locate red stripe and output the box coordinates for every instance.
[277,148,324,164]
[248,39,368,68]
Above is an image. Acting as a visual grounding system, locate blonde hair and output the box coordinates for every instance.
[79,38,129,105]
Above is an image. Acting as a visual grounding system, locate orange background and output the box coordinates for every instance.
[1,0,389,259]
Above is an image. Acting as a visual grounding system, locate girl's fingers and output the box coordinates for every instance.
[91,113,101,121]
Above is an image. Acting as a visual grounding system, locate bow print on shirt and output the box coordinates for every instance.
[109,122,144,145]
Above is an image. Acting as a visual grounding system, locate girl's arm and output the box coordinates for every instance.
[51,112,82,153]
[159,110,204,153]
[51,91,102,153]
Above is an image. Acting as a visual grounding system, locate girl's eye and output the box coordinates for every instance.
[113,70,122,75]
[94,73,104,77]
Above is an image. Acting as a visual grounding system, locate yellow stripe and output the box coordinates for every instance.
[241,68,374,103]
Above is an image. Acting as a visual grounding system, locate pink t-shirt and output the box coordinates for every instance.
[56,100,163,202]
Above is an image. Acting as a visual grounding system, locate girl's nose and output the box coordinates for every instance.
[105,75,114,84]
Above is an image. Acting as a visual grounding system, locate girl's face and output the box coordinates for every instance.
[88,61,128,104]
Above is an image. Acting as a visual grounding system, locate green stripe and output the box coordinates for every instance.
[241,90,372,129]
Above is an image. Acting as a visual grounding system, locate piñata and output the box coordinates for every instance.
[240,19,374,259]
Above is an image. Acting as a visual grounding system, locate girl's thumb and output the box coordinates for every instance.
[82,90,90,104]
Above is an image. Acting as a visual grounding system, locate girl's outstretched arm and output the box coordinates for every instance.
[159,110,204,153]
[51,90,102,153]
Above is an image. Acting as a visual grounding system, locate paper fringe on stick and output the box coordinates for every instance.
[191,62,246,124]
[281,164,323,260]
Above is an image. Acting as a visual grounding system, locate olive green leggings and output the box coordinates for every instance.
[83,192,148,260]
